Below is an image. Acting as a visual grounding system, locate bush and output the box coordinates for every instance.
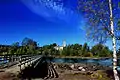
[83,52,93,57]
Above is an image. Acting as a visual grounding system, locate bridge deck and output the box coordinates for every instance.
[1,55,43,74]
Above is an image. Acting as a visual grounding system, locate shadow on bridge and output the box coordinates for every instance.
[19,57,49,79]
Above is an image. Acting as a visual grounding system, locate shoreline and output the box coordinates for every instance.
[0,58,115,80]
[47,55,112,59]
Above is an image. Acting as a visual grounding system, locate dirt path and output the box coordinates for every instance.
[5,64,20,74]
[0,72,18,80]
[52,74,91,80]
[0,64,20,80]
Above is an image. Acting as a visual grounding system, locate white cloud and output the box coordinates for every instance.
[21,0,77,22]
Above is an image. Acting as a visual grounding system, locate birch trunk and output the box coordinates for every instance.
[109,0,119,79]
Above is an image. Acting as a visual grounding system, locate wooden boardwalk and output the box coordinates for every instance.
[0,55,59,80]
[0,55,42,74]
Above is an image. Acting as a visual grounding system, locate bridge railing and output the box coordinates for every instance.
[0,55,20,69]
[18,55,42,71]
[0,55,42,70]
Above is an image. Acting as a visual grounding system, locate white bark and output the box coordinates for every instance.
[109,0,119,80]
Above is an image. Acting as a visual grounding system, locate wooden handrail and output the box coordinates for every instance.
[18,55,42,71]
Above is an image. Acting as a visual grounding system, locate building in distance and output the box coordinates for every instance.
[54,40,66,50]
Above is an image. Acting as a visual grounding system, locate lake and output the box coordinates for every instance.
[48,58,113,66]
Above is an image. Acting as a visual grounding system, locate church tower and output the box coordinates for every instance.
[63,40,66,47]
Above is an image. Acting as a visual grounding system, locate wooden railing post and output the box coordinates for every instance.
[19,56,22,71]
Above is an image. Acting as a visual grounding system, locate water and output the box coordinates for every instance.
[48,57,120,70]
[49,58,114,67]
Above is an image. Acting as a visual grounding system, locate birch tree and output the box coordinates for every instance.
[78,0,120,79]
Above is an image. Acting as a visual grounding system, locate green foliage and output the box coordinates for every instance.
[0,38,112,57]
[21,38,38,54]
[82,43,90,55]
[91,44,112,57]
[83,52,93,57]
[61,44,82,56]
[40,43,60,56]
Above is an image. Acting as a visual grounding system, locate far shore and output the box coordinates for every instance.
[47,55,113,59]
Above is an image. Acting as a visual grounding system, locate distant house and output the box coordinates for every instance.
[54,46,64,50]
[54,41,66,50]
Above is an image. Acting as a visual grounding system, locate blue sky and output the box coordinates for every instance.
[0,0,112,48]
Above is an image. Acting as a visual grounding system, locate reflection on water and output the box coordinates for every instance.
[49,58,114,67]
[99,59,113,66]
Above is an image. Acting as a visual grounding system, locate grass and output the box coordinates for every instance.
[63,70,111,80]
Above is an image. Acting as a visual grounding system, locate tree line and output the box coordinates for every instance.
[0,37,119,57]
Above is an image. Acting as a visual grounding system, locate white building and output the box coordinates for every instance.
[54,41,66,50]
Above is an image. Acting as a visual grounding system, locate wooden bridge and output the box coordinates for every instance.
[0,55,58,79]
